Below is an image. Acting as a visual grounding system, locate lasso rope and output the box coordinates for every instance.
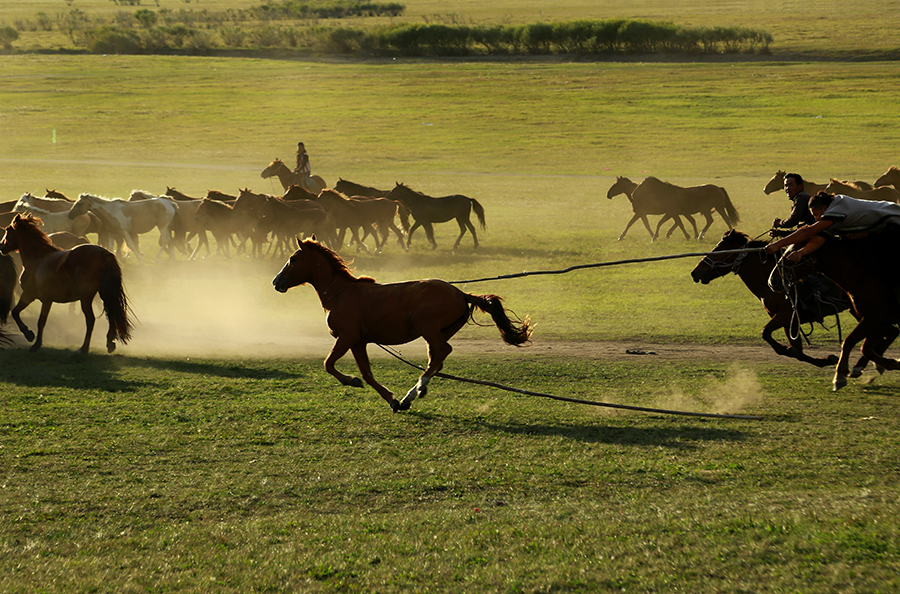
[449,247,764,284]
[376,344,762,421]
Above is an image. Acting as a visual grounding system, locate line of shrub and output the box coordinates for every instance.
[7,9,773,57]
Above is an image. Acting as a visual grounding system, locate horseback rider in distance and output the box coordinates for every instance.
[294,142,312,191]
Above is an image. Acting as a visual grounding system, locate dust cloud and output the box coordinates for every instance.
[7,256,339,360]
[652,365,765,415]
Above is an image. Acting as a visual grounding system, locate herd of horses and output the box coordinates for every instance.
[3,164,900,407]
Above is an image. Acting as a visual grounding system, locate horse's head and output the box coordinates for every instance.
[0,218,18,255]
[273,237,317,293]
[261,159,285,179]
[0,213,47,255]
[690,229,751,284]
[607,176,632,200]
[763,171,787,195]
[69,194,93,219]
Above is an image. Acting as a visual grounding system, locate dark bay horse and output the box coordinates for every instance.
[611,176,738,242]
[384,183,485,250]
[691,230,851,368]
[261,158,326,194]
[334,178,389,198]
[273,237,532,412]
[769,237,900,390]
[607,176,695,241]
[0,213,133,353]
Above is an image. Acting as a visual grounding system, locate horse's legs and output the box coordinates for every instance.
[123,232,143,263]
[10,294,37,343]
[762,315,836,367]
[324,337,365,389]
[30,300,54,353]
[423,223,438,250]
[349,343,400,412]
[389,223,408,252]
[852,325,898,377]
[400,336,452,410]
[452,220,468,250]
[697,212,715,240]
[834,319,875,390]
[406,222,422,248]
[464,220,478,250]
[79,297,96,354]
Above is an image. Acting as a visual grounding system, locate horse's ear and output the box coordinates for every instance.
[310,234,317,243]
[295,236,302,248]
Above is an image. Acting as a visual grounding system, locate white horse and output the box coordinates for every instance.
[70,192,179,262]
[13,195,92,237]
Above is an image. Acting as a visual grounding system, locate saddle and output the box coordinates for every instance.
[795,272,850,320]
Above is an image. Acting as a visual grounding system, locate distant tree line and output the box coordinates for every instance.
[5,4,773,58]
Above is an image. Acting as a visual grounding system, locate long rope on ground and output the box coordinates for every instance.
[376,345,763,421]
[450,247,764,285]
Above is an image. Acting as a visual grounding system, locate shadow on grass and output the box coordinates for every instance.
[0,349,308,391]
[410,411,751,449]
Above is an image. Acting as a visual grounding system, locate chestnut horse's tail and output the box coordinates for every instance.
[98,252,134,344]
[465,293,532,346]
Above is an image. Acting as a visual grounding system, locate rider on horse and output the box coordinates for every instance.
[294,142,313,192]
[766,192,900,301]
[770,172,814,238]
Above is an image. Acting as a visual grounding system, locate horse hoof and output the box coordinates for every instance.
[349,377,363,388]
[390,399,401,413]
[876,364,886,375]
[23,330,35,342]
[28,344,41,353]
[107,342,116,354]
[826,355,839,365]
[397,399,412,411]
[833,377,848,391]
[850,367,863,379]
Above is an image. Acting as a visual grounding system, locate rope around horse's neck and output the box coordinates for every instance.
[375,344,762,421]
[449,247,764,285]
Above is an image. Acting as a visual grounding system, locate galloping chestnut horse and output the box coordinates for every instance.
[273,237,532,412]
[0,213,133,353]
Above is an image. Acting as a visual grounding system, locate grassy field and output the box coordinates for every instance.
[1,12,900,592]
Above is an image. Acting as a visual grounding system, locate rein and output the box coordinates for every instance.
[376,344,761,420]
[449,248,763,285]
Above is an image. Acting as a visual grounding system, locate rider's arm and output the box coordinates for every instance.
[765,219,833,253]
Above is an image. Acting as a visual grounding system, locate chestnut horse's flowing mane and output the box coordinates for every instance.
[11,213,58,251]
[300,238,374,283]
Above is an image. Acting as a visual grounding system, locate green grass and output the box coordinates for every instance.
[1,351,899,592]
[1,11,900,591]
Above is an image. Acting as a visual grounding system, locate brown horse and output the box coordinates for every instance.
[769,237,900,390]
[317,189,408,254]
[875,166,900,189]
[261,158,326,194]
[607,176,696,241]
[824,179,900,203]
[273,237,532,412]
[611,176,738,241]
[384,183,485,250]
[0,213,133,353]
[334,178,389,198]
[691,230,854,368]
